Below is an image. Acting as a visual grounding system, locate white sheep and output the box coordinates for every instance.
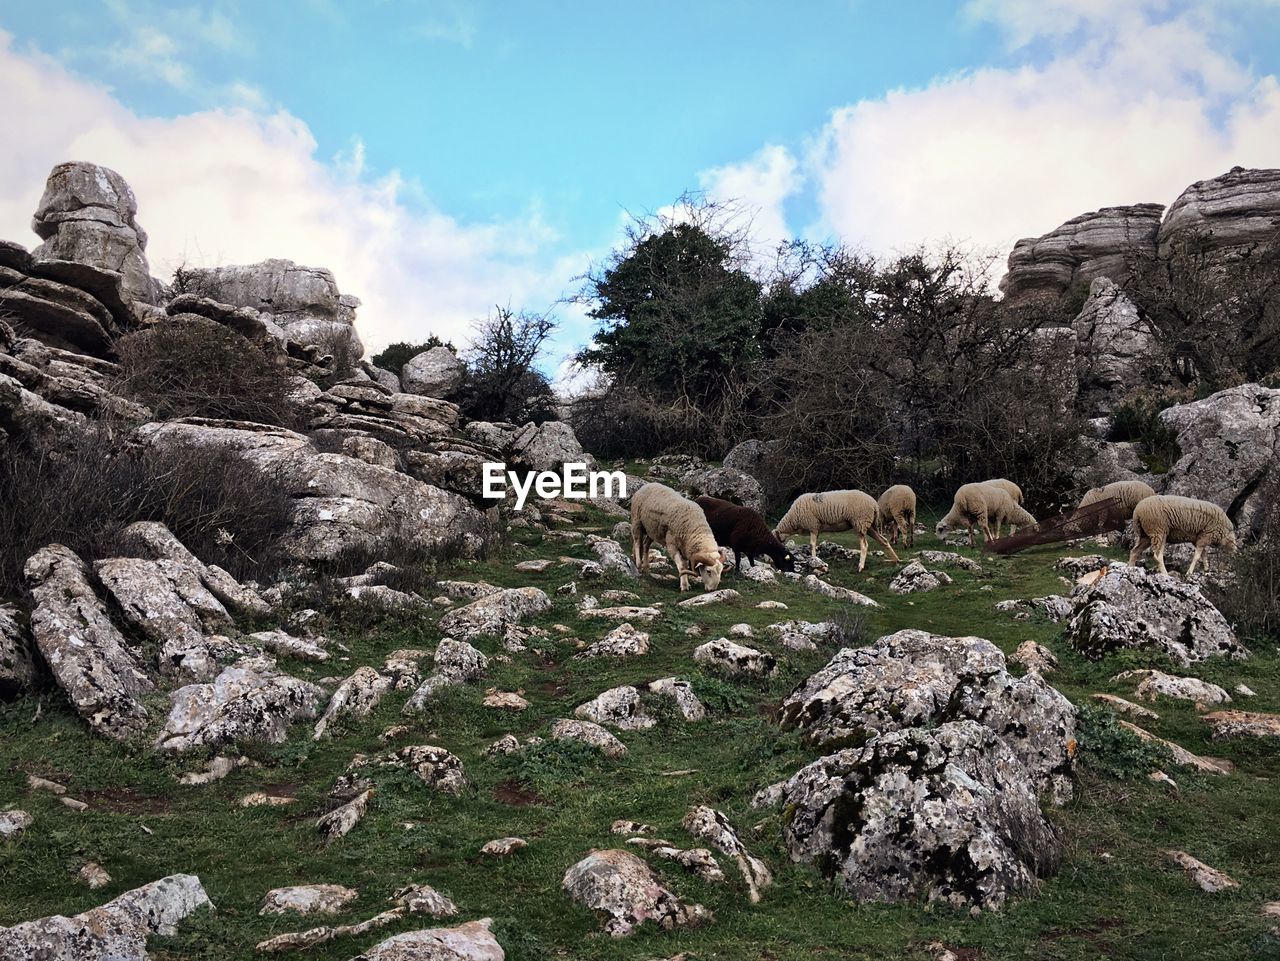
[630,482,727,592]
[773,489,900,572]
[1079,479,1156,517]
[876,484,918,548]
[1129,494,1236,576]
[935,482,1036,546]
[984,477,1024,505]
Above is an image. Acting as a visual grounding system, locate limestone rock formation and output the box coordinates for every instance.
[437,587,551,641]
[1159,166,1280,258]
[401,346,465,398]
[0,603,38,698]
[352,918,504,960]
[1073,278,1165,416]
[562,848,711,937]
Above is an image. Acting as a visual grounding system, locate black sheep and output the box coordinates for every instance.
[695,496,796,573]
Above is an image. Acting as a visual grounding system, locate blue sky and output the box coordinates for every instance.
[2,1,1279,377]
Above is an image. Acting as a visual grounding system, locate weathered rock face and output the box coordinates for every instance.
[574,685,654,731]
[1159,167,1280,258]
[1073,278,1165,416]
[337,744,468,797]
[0,604,38,698]
[401,346,465,398]
[1067,563,1246,665]
[259,883,359,916]
[180,258,362,356]
[353,918,505,961]
[155,655,323,753]
[24,545,153,739]
[780,630,1077,799]
[562,849,711,937]
[0,874,211,961]
[1000,203,1164,304]
[512,420,588,473]
[117,521,270,617]
[774,721,1061,910]
[679,465,765,514]
[29,161,156,308]
[314,666,390,739]
[437,587,551,641]
[1159,383,1280,534]
[693,638,777,677]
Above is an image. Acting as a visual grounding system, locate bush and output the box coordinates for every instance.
[0,429,295,598]
[1215,474,1280,637]
[1076,704,1170,779]
[113,318,300,427]
[1108,391,1185,473]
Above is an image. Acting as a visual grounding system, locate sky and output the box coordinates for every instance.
[1,0,1279,381]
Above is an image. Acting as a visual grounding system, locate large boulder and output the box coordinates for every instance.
[0,604,38,698]
[771,721,1061,910]
[1067,562,1247,665]
[1159,167,1280,258]
[1073,278,1165,416]
[24,545,153,739]
[29,162,156,307]
[562,849,710,937]
[511,420,589,473]
[679,465,765,514]
[437,587,551,641]
[779,629,1077,800]
[999,203,1164,304]
[1158,383,1280,534]
[0,874,211,961]
[401,346,465,398]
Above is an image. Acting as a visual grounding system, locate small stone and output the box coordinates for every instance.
[1092,693,1159,720]
[486,734,521,756]
[483,690,530,711]
[259,883,359,916]
[0,809,33,841]
[692,638,778,677]
[515,559,555,573]
[1200,709,1280,739]
[78,861,111,889]
[60,797,88,812]
[481,837,527,856]
[550,718,627,758]
[1010,641,1058,674]
[240,792,295,808]
[756,600,788,610]
[390,882,458,918]
[1167,850,1239,893]
[27,775,67,795]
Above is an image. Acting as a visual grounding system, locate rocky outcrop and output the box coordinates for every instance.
[562,849,711,937]
[770,721,1061,910]
[437,587,551,641]
[116,521,270,617]
[0,874,211,961]
[1067,563,1246,665]
[401,346,465,398]
[25,545,153,739]
[1073,278,1165,416]
[1159,166,1280,258]
[1158,383,1280,534]
[679,465,765,514]
[0,604,38,698]
[259,884,359,916]
[354,918,504,961]
[1000,204,1164,304]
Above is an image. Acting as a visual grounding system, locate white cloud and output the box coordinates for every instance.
[697,144,803,256]
[0,31,582,355]
[809,1,1280,267]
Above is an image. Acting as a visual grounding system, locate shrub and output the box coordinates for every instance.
[1108,391,1185,473]
[371,338,454,377]
[1215,474,1280,637]
[113,318,301,427]
[0,428,295,597]
[1075,704,1170,779]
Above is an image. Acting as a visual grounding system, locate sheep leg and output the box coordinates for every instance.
[857,533,868,573]
[632,528,644,570]
[870,526,901,565]
[734,549,743,573]
[1128,533,1148,567]
[669,538,689,591]
[810,531,818,556]
[1187,545,1204,576]
[1151,535,1168,575]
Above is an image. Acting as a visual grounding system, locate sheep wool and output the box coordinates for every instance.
[984,478,1024,505]
[695,496,796,573]
[1079,479,1156,517]
[1130,494,1236,576]
[631,482,727,592]
[876,485,918,548]
[773,489,900,572]
[936,483,1036,545]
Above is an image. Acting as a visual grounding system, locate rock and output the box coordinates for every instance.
[1055,554,1110,577]
[241,792,294,808]
[117,521,270,617]
[486,734,521,756]
[511,420,588,473]
[1067,563,1246,665]
[438,587,551,641]
[692,638,777,677]
[25,545,152,739]
[888,560,953,594]
[762,619,835,652]
[773,721,1061,910]
[1200,709,1280,739]
[574,685,654,731]
[577,623,650,659]
[1159,166,1280,258]
[1158,383,1280,535]
[352,918,504,961]
[481,837,527,857]
[1166,850,1239,893]
[579,605,661,621]
[645,677,706,721]
[722,438,777,478]
[401,639,488,713]
[514,559,555,573]
[1120,669,1231,705]
[401,346,464,398]
[1092,693,1160,720]
[483,690,529,711]
[0,604,38,698]
[995,595,1073,621]
[78,861,111,889]
[1236,683,1257,697]
[27,775,66,794]
[682,806,772,903]
[779,629,1077,800]
[651,846,725,883]
[562,849,711,937]
[177,754,248,786]
[94,556,234,679]
[260,884,359,916]
[314,667,390,739]
[551,718,628,758]
[798,574,879,607]
[1010,641,1058,674]
[1117,720,1233,775]
[0,809,33,841]
[1073,278,1164,416]
[342,434,398,468]
[362,360,400,391]
[30,162,156,307]
[587,536,638,576]
[999,203,1164,303]
[254,909,406,954]
[389,883,458,918]
[337,745,468,797]
[317,789,373,843]
[60,797,88,812]
[0,874,211,961]
[155,656,323,753]
[679,465,765,514]
[250,629,330,663]
[918,551,981,572]
[677,588,740,608]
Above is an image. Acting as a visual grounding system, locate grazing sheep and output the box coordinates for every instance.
[984,478,1024,506]
[631,482,728,592]
[773,490,900,572]
[1079,479,1156,518]
[695,496,796,573]
[1129,494,1236,576]
[936,483,1037,546]
[876,485,918,548]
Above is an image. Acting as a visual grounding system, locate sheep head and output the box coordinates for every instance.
[683,550,725,591]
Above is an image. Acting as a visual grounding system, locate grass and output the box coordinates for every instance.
[2,500,1279,960]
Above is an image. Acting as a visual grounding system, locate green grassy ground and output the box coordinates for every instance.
[1,503,1278,961]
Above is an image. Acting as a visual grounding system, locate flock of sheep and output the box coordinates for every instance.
[630,475,1239,593]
